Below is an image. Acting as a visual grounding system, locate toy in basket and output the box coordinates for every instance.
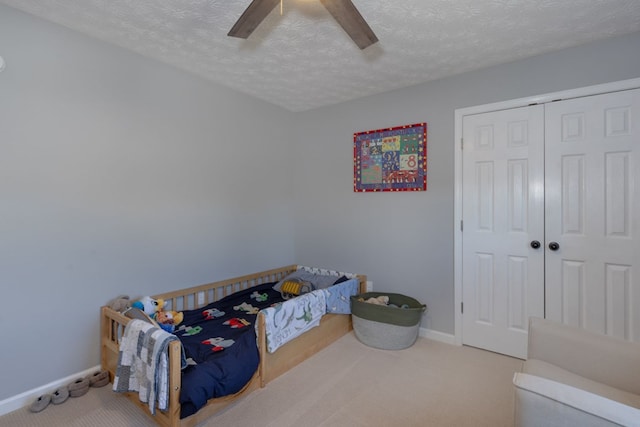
[350,292,426,350]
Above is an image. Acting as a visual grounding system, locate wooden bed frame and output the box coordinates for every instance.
[101,265,366,427]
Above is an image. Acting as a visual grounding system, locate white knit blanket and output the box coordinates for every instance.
[112,319,178,414]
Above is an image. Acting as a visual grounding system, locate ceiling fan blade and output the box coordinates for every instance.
[228,0,281,39]
[319,0,378,49]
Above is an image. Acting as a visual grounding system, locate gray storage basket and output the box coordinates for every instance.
[350,292,426,350]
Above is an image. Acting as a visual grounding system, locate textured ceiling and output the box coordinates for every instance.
[2,0,640,111]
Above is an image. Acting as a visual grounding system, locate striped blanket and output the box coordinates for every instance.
[112,319,178,414]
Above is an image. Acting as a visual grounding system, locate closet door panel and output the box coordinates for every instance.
[461,105,545,358]
[545,88,640,341]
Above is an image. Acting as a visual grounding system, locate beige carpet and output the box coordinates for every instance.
[0,333,523,427]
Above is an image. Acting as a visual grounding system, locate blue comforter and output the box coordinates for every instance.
[176,276,358,418]
[177,282,283,418]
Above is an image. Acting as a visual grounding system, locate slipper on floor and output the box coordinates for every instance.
[67,377,90,397]
[51,386,69,405]
[88,370,109,388]
[29,394,51,413]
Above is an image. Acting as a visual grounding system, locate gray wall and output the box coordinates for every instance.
[2,1,640,404]
[292,31,640,335]
[0,5,294,401]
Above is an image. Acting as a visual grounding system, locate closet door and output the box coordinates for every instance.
[461,105,545,358]
[545,88,640,341]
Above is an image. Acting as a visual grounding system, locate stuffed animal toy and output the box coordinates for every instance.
[367,295,389,305]
[153,310,184,333]
[131,296,184,333]
[357,295,390,305]
[107,295,131,312]
[132,296,163,316]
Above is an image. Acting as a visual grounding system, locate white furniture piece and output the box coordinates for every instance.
[513,317,640,427]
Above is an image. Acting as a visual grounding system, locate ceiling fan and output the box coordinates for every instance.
[228,0,378,50]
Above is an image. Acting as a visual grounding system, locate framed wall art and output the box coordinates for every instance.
[353,122,427,192]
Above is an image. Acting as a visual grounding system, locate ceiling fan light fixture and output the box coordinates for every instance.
[319,0,378,49]
[228,0,378,50]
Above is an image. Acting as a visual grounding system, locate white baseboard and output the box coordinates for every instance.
[419,327,457,345]
[0,365,101,417]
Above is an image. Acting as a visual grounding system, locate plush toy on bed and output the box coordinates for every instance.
[132,296,183,333]
[154,310,184,333]
[132,296,163,315]
[107,295,132,313]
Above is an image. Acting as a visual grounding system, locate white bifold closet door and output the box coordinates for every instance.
[544,88,640,341]
[461,105,545,359]
[461,88,640,359]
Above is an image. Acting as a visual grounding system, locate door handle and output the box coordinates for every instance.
[530,240,541,249]
[548,242,560,251]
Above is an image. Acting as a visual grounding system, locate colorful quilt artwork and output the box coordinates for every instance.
[353,123,427,192]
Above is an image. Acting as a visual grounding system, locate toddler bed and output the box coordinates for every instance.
[101,265,366,427]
